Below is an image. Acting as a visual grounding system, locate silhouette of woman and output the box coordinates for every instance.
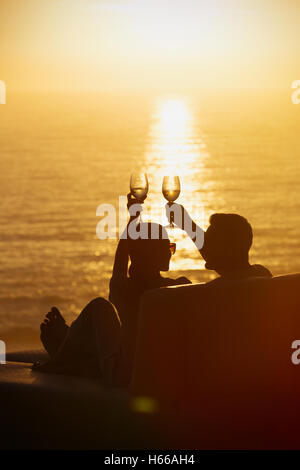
[34,196,190,383]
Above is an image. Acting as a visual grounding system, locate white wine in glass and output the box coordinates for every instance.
[130,173,149,201]
[162,176,181,228]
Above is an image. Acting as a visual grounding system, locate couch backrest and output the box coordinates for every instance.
[131,273,300,448]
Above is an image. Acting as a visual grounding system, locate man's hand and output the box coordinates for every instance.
[165,203,204,250]
[165,203,191,230]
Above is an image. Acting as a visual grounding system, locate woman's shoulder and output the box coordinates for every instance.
[109,276,141,312]
[109,276,137,299]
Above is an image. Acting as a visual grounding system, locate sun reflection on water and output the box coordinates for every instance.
[142,96,212,271]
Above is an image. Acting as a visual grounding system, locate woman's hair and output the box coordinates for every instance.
[127,222,170,276]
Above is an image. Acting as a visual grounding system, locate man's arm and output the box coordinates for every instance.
[165,203,205,252]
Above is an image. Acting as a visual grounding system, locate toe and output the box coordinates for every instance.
[51,307,66,324]
[46,310,57,320]
[41,319,51,330]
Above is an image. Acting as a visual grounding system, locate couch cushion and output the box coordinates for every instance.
[132,273,300,448]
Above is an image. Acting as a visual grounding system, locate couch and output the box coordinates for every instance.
[1,273,300,449]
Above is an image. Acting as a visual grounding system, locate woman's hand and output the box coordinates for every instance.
[127,193,143,219]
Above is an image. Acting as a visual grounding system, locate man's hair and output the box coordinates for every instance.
[209,213,253,253]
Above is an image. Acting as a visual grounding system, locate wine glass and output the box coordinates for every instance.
[162,176,181,228]
[130,173,149,201]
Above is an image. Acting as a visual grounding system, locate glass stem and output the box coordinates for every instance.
[169,202,174,228]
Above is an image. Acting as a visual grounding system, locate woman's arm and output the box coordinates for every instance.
[111,193,144,279]
[111,238,129,279]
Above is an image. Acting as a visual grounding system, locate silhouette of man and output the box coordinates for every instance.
[166,204,272,280]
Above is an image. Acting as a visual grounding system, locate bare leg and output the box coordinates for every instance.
[34,298,127,384]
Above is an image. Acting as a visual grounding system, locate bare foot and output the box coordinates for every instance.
[40,307,69,357]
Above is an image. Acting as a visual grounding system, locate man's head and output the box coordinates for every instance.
[128,222,174,277]
[200,213,253,274]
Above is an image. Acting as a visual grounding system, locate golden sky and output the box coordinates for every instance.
[0,0,299,93]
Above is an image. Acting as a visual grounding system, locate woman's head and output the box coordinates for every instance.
[128,222,174,278]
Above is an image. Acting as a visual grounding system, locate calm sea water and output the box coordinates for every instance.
[0,90,299,349]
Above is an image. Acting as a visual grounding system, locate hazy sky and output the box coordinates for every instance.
[0,0,299,93]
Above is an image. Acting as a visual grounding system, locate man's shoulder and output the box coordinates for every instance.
[206,264,273,284]
[249,264,273,278]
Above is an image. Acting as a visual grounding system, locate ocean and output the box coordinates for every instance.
[0,90,299,350]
